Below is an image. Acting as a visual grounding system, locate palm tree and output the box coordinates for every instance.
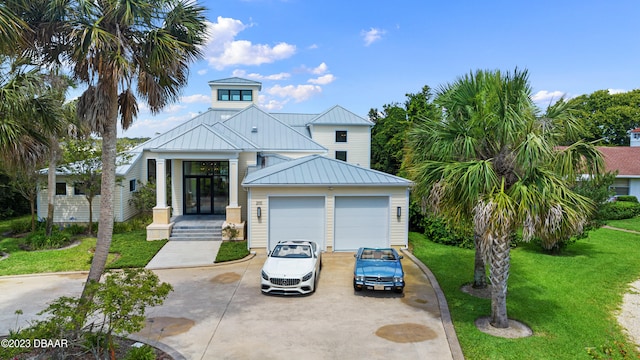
[24,0,208,304]
[407,69,603,328]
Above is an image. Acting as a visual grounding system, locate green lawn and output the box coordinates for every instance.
[606,217,640,233]
[410,228,640,360]
[0,224,167,276]
[215,240,250,263]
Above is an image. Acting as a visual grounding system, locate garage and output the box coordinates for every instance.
[268,196,325,250]
[334,196,389,251]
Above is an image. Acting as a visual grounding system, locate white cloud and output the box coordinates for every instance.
[233,69,291,81]
[608,88,627,94]
[308,74,336,85]
[267,84,322,102]
[311,62,328,75]
[203,16,296,70]
[531,90,566,103]
[259,95,289,111]
[308,44,319,50]
[362,28,386,46]
[181,94,211,104]
[197,69,208,75]
[119,112,199,138]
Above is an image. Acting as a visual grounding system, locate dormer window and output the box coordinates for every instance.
[336,130,347,142]
[218,89,252,102]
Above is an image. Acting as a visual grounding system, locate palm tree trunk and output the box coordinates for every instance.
[490,233,510,328]
[473,232,487,288]
[46,137,59,236]
[80,81,118,308]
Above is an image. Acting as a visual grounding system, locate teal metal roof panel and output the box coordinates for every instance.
[208,77,262,90]
[152,124,240,151]
[223,105,326,151]
[308,105,373,126]
[242,155,412,186]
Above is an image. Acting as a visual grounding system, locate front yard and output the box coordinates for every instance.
[410,224,640,359]
[0,216,167,276]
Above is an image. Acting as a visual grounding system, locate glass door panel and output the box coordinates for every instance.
[185,178,197,214]
[199,177,212,214]
[213,175,229,215]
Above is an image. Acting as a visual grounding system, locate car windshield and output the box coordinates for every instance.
[271,244,312,258]
[360,249,396,261]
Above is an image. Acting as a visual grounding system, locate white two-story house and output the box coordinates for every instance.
[38,77,412,252]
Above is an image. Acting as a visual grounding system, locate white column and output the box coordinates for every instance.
[156,159,166,208]
[229,158,238,207]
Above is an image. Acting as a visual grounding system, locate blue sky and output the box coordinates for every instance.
[117,0,640,138]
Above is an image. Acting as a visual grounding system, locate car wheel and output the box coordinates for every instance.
[394,288,403,294]
[312,273,317,293]
[353,280,362,291]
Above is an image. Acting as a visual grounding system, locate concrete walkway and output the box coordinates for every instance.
[146,241,222,269]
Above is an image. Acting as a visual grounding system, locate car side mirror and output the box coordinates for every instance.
[399,255,404,259]
[353,254,357,258]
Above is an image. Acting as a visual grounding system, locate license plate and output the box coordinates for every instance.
[374,285,385,291]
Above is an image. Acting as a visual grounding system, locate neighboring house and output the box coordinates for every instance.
[38,77,413,251]
[598,128,640,200]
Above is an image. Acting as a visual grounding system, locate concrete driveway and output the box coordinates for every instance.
[0,252,462,360]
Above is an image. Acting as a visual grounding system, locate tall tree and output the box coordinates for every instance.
[407,69,603,328]
[566,89,640,145]
[20,0,208,305]
[370,86,438,176]
[60,139,103,235]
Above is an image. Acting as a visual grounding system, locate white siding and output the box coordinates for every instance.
[310,125,371,168]
[238,152,257,220]
[37,177,103,224]
[629,178,640,200]
[247,186,408,251]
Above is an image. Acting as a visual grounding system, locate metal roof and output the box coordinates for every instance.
[242,155,412,187]
[151,124,243,151]
[208,77,262,90]
[222,105,326,152]
[307,105,373,126]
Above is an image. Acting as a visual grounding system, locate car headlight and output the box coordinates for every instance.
[261,270,269,281]
[302,272,313,281]
[355,275,364,282]
[394,277,404,283]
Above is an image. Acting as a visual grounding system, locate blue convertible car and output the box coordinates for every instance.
[353,247,404,293]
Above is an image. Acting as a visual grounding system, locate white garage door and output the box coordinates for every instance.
[268,196,325,251]
[334,196,389,251]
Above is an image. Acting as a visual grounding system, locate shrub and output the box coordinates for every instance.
[421,214,474,249]
[23,229,71,250]
[124,344,156,360]
[113,214,152,234]
[616,195,638,203]
[10,219,32,234]
[64,224,87,235]
[9,269,173,359]
[599,201,640,220]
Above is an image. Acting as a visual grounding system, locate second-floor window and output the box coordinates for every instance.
[218,89,252,101]
[336,151,347,162]
[336,130,347,142]
[55,182,67,195]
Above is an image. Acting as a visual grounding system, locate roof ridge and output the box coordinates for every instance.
[307,104,373,125]
[245,155,319,182]
[211,122,259,149]
[153,124,239,150]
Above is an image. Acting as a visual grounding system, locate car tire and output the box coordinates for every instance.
[394,288,403,294]
[353,281,362,291]
[312,273,317,293]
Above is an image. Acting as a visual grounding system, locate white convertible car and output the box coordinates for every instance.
[261,240,322,295]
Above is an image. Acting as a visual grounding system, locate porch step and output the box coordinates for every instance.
[169,224,223,241]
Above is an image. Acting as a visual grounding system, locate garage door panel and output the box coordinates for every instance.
[334,196,389,251]
[269,196,325,251]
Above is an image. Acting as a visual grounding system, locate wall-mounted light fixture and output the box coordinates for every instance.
[257,206,262,218]
[397,206,401,218]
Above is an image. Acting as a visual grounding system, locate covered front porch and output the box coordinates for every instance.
[146,155,245,241]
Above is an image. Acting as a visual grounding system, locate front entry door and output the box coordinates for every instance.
[184,176,212,214]
[183,161,229,215]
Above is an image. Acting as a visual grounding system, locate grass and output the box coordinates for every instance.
[410,228,640,360]
[606,217,640,233]
[0,218,167,276]
[215,240,250,263]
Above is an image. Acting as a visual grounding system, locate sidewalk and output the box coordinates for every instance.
[145,240,222,269]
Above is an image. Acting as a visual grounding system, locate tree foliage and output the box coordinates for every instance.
[370,86,438,176]
[406,69,604,328]
[566,89,640,145]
